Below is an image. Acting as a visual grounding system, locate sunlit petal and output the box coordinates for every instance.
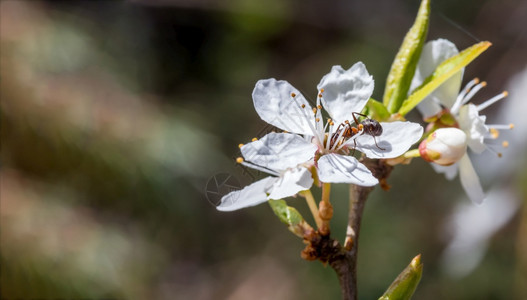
[317,153,378,185]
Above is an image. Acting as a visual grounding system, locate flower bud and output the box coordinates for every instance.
[419,128,467,166]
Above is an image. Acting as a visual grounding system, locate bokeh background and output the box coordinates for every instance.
[1,0,526,299]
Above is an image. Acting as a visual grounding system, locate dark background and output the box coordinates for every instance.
[1,0,526,299]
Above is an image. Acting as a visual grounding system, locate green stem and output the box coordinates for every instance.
[302,190,323,229]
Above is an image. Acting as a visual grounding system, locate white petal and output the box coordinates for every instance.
[458,104,488,153]
[431,162,459,180]
[350,121,423,159]
[217,177,276,211]
[317,63,374,124]
[410,39,463,117]
[268,166,314,199]
[459,153,485,204]
[317,153,378,186]
[241,132,316,171]
[253,79,316,135]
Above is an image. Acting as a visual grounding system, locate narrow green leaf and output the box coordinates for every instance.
[364,98,391,121]
[398,41,491,116]
[379,254,423,300]
[383,0,430,113]
[268,199,306,237]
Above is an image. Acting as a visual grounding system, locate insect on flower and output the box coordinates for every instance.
[330,112,385,152]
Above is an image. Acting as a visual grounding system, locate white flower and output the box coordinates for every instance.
[217,132,316,211]
[419,128,467,166]
[410,39,513,204]
[252,62,423,185]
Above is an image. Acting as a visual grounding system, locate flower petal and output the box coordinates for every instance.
[253,79,316,135]
[268,166,314,199]
[241,132,317,171]
[431,162,459,180]
[350,121,423,159]
[410,39,463,117]
[216,177,276,211]
[459,153,485,204]
[317,153,378,185]
[458,104,488,154]
[317,62,374,124]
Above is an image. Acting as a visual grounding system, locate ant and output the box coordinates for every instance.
[329,112,385,152]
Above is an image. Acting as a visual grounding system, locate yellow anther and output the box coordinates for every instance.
[317,105,322,109]
[481,81,487,87]
[474,78,480,84]
[498,152,503,158]
[318,94,323,98]
[252,137,258,142]
[312,107,317,114]
[320,88,324,93]
[490,128,499,139]
[291,92,296,98]
[316,118,320,122]
[330,121,335,126]
[503,91,509,97]
[283,130,288,133]
[509,123,514,129]
[301,104,306,108]
[238,143,244,148]
[236,157,244,163]
[502,141,509,148]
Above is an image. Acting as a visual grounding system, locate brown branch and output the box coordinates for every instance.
[301,158,393,300]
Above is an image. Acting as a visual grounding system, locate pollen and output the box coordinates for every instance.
[317,105,322,109]
[503,91,509,97]
[481,81,487,87]
[502,141,509,148]
[330,121,335,126]
[490,128,499,139]
[301,104,306,108]
[316,118,320,122]
[320,88,324,93]
[236,157,244,163]
[291,92,296,98]
[252,137,258,142]
[312,107,318,114]
[319,94,323,98]
[238,143,244,148]
[474,78,480,84]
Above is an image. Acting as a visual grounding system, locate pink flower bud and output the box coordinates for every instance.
[419,128,467,166]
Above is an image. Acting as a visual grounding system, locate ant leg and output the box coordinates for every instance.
[373,136,386,150]
[351,112,362,125]
[351,138,357,156]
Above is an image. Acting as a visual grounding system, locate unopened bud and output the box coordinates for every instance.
[419,128,467,166]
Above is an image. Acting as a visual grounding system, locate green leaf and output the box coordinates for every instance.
[398,41,491,116]
[268,199,306,237]
[383,0,430,113]
[379,254,423,300]
[364,98,391,121]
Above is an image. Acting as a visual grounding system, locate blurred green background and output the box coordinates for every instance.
[1,0,526,299]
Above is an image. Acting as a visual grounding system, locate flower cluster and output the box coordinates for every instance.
[218,63,423,211]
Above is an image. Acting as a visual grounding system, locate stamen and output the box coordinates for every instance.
[464,81,487,103]
[238,143,244,148]
[317,105,322,109]
[291,93,296,98]
[320,88,324,93]
[316,118,320,122]
[452,78,480,114]
[301,104,306,108]
[283,130,288,133]
[236,157,244,163]
[319,94,323,98]
[502,141,509,148]
[312,108,318,114]
[484,145,503,158]
[487,123,514,130]
[489,128,499,139]
[252,137,258,142]
[477,91,508,112]
[331,125,348,151]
